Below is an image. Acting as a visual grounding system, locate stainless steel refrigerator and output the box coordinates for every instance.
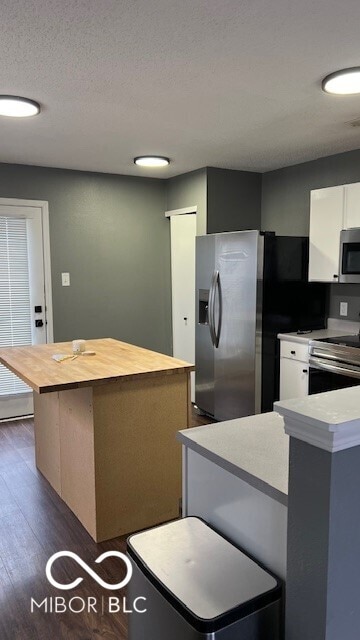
[195,230,327,421]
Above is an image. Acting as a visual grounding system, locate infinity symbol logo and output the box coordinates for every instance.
[46,551,133,591]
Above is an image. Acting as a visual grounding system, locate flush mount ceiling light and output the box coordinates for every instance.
[134,156,170,167]
[322,68,360,95]
[0,95,41,117]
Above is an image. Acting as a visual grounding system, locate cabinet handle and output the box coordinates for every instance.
[333,274,339,279]
[303,369,308,374]
[291,350,296,355]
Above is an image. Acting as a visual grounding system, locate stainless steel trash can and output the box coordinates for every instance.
[127,517,282,640]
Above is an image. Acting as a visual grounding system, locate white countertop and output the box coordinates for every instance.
[178,412,288,505]
[277,329,348,344]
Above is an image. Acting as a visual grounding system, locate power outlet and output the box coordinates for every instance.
[340,301,348,317]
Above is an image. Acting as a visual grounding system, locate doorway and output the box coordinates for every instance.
[167,207,196,402]
[0,199,53,419]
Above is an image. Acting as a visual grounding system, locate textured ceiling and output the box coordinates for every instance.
[1,0,360,177]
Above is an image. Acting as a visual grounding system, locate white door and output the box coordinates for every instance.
[170,213,196,402]
[0,203,51,419]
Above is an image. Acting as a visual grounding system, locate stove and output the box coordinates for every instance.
[308,335,360,393]
[312,335,360,348]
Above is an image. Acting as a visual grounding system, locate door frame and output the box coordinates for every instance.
[0,198,53,343]
[165,206,197,218]
[166,206,197,402]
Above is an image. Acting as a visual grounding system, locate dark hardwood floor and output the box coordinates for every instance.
[0,408,212,639]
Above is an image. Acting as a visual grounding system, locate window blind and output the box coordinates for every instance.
[0,217,32,396]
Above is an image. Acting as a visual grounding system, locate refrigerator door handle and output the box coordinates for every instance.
[214,270,222,348]
[208,272,216,347]
[209,270,221,348]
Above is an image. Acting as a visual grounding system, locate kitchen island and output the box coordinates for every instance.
[0,338,194,541]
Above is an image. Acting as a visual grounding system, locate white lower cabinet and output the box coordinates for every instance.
[280,357,309,401]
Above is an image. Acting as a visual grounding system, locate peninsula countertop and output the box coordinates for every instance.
[178,411,289,505]
[0,338,194,394]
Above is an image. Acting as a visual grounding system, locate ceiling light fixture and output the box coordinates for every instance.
[134,156,170,167]
[0,95,41,117]
[322,68,360,95]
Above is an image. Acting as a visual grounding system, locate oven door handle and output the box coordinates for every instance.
[309,356,360,380]
[310,346,360,368]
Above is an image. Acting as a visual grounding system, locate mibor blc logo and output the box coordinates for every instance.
[30,551,147,615]
[46,550,133,590]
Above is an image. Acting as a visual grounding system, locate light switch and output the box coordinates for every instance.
[61,272,70,287]
[340,301,348,317]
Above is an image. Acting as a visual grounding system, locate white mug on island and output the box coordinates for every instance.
[72,339,86,354]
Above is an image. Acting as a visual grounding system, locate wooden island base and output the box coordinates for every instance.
[0,338,193,543]
[34,372,190,542]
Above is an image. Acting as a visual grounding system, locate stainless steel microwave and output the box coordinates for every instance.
[339,228,360,283]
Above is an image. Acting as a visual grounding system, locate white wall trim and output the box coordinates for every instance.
[165,206,197,217]
[275,386,360,453]
[0,198,54,343]
[281,415,360,453]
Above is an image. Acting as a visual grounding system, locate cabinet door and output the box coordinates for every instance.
[279,359,309,401]
[344,183,360,229]
[309,186,344,282]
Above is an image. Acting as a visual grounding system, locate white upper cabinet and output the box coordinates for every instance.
[309,182,360,282]
[344,183,360,229]
[309,186,344,282]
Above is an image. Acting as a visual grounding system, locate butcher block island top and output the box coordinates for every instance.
[0,338,194,394]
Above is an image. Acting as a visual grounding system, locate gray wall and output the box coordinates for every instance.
[166,168,207,235]
[262,149,360,321]
[329,283,360,323]
[286,439,331,639]
[207,167,262,234]
[166,166,262,235]
[0,163,171,353]
[261,148,360,236]
[4,148,360,351]
[286,437,360,640]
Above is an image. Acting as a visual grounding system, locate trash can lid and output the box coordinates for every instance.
[128,517,281,632]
